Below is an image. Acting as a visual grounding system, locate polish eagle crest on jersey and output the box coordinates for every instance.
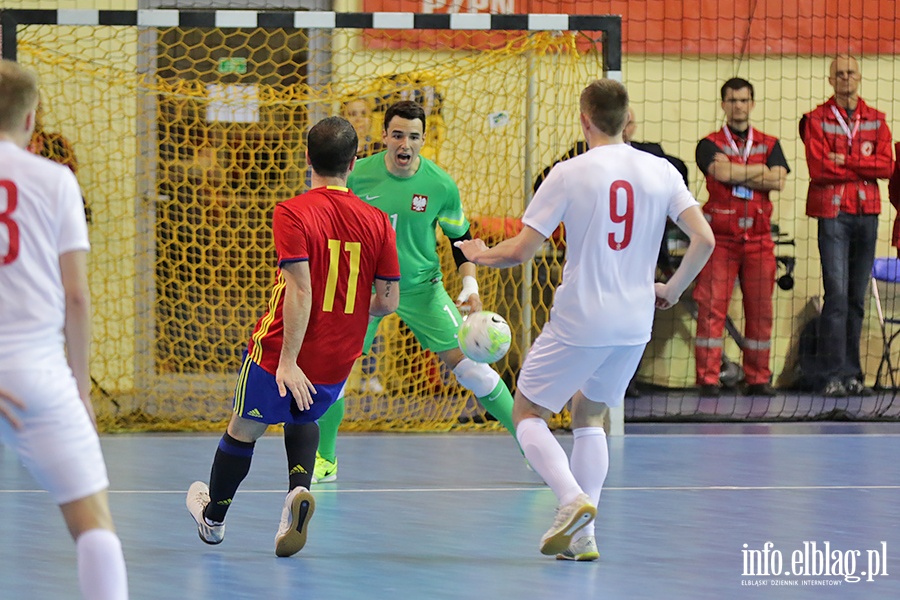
[411,194,428,212]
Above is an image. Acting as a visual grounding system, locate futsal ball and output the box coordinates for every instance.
[458,311,512,364]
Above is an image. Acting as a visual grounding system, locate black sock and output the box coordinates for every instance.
[284,422,319,491]
[205,432,255,523]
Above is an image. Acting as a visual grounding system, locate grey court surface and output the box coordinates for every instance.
[2,427,899,599]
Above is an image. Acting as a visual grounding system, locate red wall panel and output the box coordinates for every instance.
[363,0,900,54]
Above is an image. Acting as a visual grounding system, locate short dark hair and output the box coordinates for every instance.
[383,100,426,133]
[579,79,629,136]
[721,77,754,100]
[307,116,358,177]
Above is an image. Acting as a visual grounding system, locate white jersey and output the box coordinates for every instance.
[523,143,698,347]
[0,140,89,368]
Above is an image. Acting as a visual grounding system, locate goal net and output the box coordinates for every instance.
[1,9,615,431]
[10,4,896,427]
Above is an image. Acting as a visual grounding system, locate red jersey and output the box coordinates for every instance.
[246,186,400,384]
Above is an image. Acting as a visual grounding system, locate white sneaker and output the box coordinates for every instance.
[274,487,316,557]
[539,493,596,555]
[186,481,225,544]
[556,535,600,561]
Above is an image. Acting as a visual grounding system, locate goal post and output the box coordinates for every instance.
[1,8,623,434]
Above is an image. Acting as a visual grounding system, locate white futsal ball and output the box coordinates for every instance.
[458,311,512,364]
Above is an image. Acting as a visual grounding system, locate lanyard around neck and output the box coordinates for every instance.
[722,126,754,163]
[831,105,860,146]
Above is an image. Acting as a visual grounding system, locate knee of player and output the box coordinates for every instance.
[570,398,609,430]
[452,357,501,397]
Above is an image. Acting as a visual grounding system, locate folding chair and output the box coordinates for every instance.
[871,257,900,390]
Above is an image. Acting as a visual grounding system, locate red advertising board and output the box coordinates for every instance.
[362,0,900,55]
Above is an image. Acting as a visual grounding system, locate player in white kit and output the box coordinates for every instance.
[0,60,129,599]
[456,79,715,560]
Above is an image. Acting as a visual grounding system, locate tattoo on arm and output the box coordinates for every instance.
[384,281,393,297]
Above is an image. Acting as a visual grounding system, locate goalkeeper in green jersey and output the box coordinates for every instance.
[313,100,517,482]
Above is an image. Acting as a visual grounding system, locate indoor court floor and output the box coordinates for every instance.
[2,427,899,599]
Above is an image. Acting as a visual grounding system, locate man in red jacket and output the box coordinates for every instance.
[801,55,895,397]
[693,78,789,397]
[890,141,900,255]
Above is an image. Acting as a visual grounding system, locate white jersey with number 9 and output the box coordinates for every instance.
[522,143,698,347]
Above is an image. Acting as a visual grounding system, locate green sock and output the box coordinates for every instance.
[316,396,345,462]
[477,380,517,438]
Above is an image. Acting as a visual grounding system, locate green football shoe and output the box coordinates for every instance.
[311,452,338,484]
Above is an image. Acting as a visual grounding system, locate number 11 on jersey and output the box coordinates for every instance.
[323,239,361,314]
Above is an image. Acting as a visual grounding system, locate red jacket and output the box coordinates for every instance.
[890,142,900,247]
[802,97,894,218]
[701,127,781,239]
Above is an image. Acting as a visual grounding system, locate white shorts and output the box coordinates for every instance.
[0,367,109,505]
[517,326,645,413]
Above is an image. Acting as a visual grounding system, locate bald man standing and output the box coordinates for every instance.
[801,55,895,397]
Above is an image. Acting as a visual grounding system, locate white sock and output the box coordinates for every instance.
[516,417,582,505]
[77,528,129,600]
[570,427,608,539]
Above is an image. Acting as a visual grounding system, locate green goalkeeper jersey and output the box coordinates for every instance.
[348,153,469,291]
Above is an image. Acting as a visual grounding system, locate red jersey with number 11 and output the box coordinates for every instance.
[246,185,400,384]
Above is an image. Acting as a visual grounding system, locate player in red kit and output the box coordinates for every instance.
[186,116,400,558]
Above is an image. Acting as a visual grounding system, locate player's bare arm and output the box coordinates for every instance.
[656,205,715,309]
[0,388,25,430]
[454,225,546,268]
[59,249,96,427]
[370,278,400,316]
[276,261,317,410]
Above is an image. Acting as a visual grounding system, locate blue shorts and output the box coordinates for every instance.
[231,353,346,425]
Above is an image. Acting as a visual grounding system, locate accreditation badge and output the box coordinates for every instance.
[732,185,753,200]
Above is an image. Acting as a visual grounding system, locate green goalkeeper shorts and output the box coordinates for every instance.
[364,280,463,354]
